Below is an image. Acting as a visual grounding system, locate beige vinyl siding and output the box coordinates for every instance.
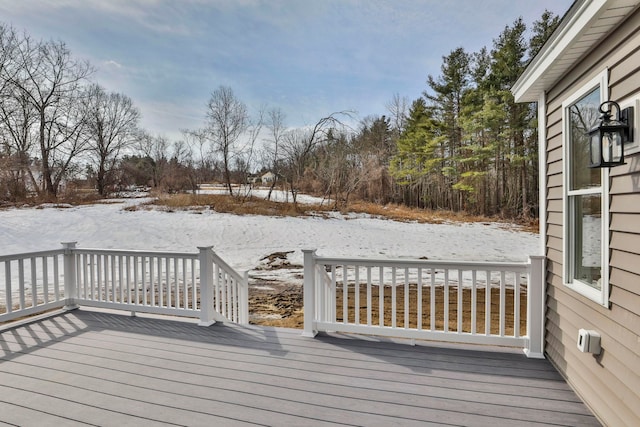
[543,7,640,426]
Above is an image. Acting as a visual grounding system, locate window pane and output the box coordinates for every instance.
[568,88,601,189]
[571,194,601,290]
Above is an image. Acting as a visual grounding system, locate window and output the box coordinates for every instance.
[563,72,609,306]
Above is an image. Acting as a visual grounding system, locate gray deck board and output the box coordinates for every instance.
[0,309,600,426]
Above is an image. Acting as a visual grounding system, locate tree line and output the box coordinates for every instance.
[388,11,560,218]
[1,11,559,219]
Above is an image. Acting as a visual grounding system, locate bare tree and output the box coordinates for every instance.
[0,24,20,98]
[0,25,18,101]
[84,83,140,196]
[386,93,409,137]
[205,86,249,195]
[181,129,215,187]
[0,26,37,199]
[9,37,93,198]
[0,75,40,198]
[281,111,353,204]
[263,107,286,200]
[137,133,170,189]
[236,104,264,198]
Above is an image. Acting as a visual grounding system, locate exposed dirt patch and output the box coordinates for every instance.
[256,251,302,271]
[249,280,304,328]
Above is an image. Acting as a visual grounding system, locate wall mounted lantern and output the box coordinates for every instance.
[588,100,634,168]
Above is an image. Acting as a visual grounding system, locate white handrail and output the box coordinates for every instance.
[302,249,545,358]
[0,243,249,325]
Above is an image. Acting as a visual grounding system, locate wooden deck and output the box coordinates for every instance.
[0,309,599,426]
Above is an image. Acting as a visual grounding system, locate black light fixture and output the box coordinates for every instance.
[588,100,634,168]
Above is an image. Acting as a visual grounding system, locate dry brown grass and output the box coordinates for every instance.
[344,201,490,224]
[144,193,306,217]
[147,193,537,229]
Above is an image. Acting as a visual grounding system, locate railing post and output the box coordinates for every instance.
[525,255,546,358]
[240,270,249,325]
[198,246,216,326]
[62,242,78,311]
[302,249,318,337]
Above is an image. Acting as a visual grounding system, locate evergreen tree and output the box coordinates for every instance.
[424,47,472,210]
[389,98,441,207]
[529,10,562,60]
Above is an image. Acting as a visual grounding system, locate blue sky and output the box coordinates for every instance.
[0,0,573,139]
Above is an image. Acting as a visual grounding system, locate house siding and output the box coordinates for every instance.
[543,7,640,426]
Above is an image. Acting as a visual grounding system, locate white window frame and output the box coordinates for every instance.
[562,70,610,307]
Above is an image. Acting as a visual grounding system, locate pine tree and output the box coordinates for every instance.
[424,47,472,210]
[389,98,439,207]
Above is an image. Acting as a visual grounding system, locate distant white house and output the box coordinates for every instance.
[261,172,276,185]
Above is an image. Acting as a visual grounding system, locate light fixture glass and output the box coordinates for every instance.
[587,101,633,168]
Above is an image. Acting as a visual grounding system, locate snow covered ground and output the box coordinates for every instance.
[0,196,539,283]
[197,185,332,205]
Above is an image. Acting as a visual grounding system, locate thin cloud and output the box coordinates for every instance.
[0,0,574,135]
[103,60,123,69]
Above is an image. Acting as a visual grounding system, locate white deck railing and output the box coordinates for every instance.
[302,250,545,358]
[0,242,248,325]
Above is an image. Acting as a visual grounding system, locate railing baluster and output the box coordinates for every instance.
[233,276,239,322]
[227,275,233,321]
[82,254,93,299]
[471,270,477,335]
[378,266,384,327]
[165,257,171,308]
[18,259,25,310]
[105,255,110,302]
[514,271,521,338]
[366,267,372,326]
[316,264,326,325]
[485,270,491,336]
[391,267,397,328]
[179,259,184,309]
[174,258,179,309]
[214,264,220,313]
[500,271,506,337]
[191,259,197,310]
[53,255,60,301]
[221,271,228,317]
[404,267,409,329]
[151,257,157,306]
[342,264,348,324]
[117,256,123,303]
[417,268,422,330]
[430,269,435,331]
[31,257,37,307]
[228,272,233,318]
[110,255,116,302]
[331,265,337,323]
[96,254,103,301]
[133,256,139,305]
[444,269,449,332]
[5,261,12,313]
[232,273,238,320]
[158,257,163,307]
[125,256,130,304]
[354,266,360,325]
[42,257,49,304]
[457,269,463,333]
